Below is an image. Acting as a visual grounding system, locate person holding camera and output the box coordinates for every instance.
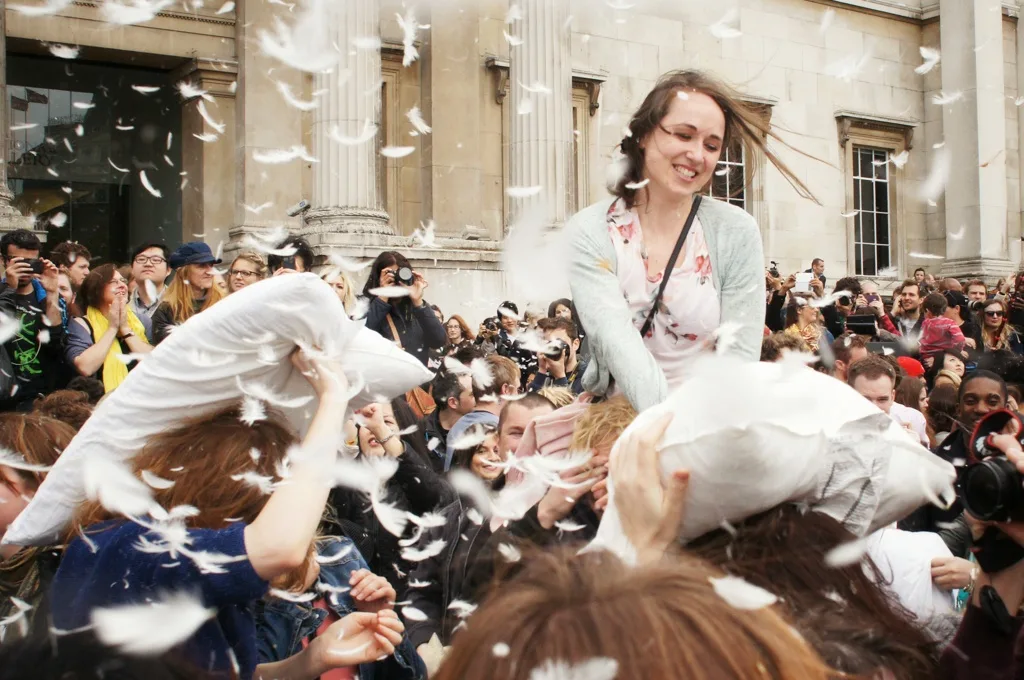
[0,230,66,411]
[363,251,446,368]
[474,317,501,355]
[494,301,537,387]
[528,316,588,396]
[267,236,315,275]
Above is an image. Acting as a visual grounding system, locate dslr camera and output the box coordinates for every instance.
[960,409,1024,522]
[543,338,569,361]
[395,266,415,287]
[768,261,780,279]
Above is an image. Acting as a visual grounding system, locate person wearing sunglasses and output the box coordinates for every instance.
[227,252,267,294]
[128,243,170,344]
[978,298,1024,355]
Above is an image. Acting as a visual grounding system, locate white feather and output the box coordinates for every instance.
[405,105,431,134]
[139,170,161,198]
[932,90,963,106]
[83,456,156,518]
[176,81,211,102]
[448,469,494,516]
[257,0,340,73]
[368,285,411,298]
[402,605,429,621]
[276,80,319,111]
[447,599,477,618]
[381,146,415,159]
[239,396,266,425]
[497,543,521,562]
[269,588,318,603]
[709,9,741,39]
[316,543,354,564]
[819,8,835,33]
[915,46,940,75]
[492,642,511,657]
[519,81,552,94]
[824,537,871,567]
[554,520,587,533]
[196,100,225,134]
[907,252,945,260]
[709,575,778,610]
[407,511,447,528]
[141,470,175,490]
[919,147,950,202]
[396,9,420,67]
[503,30,523,46]
[329,121,378,146]
[401,539,447,562]
[0,313,22,345]
[0,448,52,472]
[506,185,542,198]
[528,658,619,680]
[92,592,214,655]
[193,132,219,143]
[99,0,174,26]
[372,493,409,537]
[252,146,317,164]
[48,44,79,59]
[448,427,489,452]
[235,377,314,409]
[468,358,493,390]
[624,179,649,190]
[230,470,275,495]
[215,0,233,13]
[505,4,521,23]
[9,0,71,16]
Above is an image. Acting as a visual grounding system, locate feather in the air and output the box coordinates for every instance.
[316,543,354,564]
[405,105,431,135]
[932,91,963,106]
[824,537,870,567]
[239,396,267,425]
[381,146,416,159]
[447,599,477,619]
[215,1,233,13]
[139,170,161,198]
[276,80,319,111]
[48,44,79,59]
[505,3,521,23]
[709,575,779,610]
[196,100,225,134]
[9,0,71,15]
[193,132,219,143]
[819,8,835,32]
[919,147,950,202]
[915,46,940,75]
[258,0,340,73]
[497,543,521,562]
[401,539,447,562]
[230,470,275,495]
[492,642,511,657]
[503,30,523,46]
[0,313,21,345]
[709,9,741,39]
[506,185,542,198]
[269,588,318,603]
[329,121,378,146]
[141,470,175,490]
[92,591,214,655]
[519,81,552,94]
[396,9,420,66]
[0,597,32,639]
[402,606,429,622]
[252,146,317,164]
[176,81,212,102]
[100,0,174,26]
[907,252,945,260]
[368,285,411,298]
[83,455,157,518]
[0,448,52,472]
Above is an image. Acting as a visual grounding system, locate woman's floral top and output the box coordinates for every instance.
[606,198,720,390]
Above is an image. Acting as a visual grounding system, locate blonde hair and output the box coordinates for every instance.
[231,251,267,277]
[535,386,574,409]
[321,268,357,314]
[570,395,637,454]
[162,264,225,324]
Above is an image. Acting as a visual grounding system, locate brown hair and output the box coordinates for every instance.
[689,506,939,678]
[497,393,554,434]
[32,390,93,432]
[73,404,296,531]
[77,263,120,312]
[760,331,807,362]
[435,548,836,680]
[0,413,75,492]
[474,355,521,401]
[444,315,476,343]
[831,333,867,365]
[161,264,225,324]
[927,383,958,435]
[966,279,988,295]
[49,241,91,269]
[612,70,819,209]
[900,279,921,297]
[570,395,635,456]
[894,376,926,411]
[847,354,896,388]
[978,298,1014,351]
[536,316,578,342]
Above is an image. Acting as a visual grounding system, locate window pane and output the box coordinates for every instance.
[853,149,862,178]
[876,182,889,212]
[855,244,864,276]
[877,245,890,271]
[858,179,874,212]
[874,158,887,181]
[862,245,876,276]
[858,211,874,244]
[876,213,889,246]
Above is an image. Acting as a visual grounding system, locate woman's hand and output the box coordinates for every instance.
[356,404,389,439]
[930,556,976,590]
[349,569,396,613]
[117,296,133,335]
[408,271,428,307]
[610,413,689,565]
[536,464,602,529]
[104,297,122,329]
[310,610,405,671]
[292,349,348,399]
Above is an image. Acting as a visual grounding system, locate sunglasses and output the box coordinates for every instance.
[985,310,1005,317]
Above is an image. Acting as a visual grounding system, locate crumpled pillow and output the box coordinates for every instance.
[4,273,432,547]
[587,355,957,563]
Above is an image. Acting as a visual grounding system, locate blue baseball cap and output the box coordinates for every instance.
[169,242,222,268]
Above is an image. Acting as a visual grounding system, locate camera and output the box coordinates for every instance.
[960,409,1024,522]
[969,299,987,315]
[396,266,415,287]
[25,258,44,275]
[484,318,499,333]
[769,261,780,279]
[543,338,569,361]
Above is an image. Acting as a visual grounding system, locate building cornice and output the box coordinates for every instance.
[67,0,235,26]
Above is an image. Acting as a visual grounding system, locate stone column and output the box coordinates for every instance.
[508,0,573,227]
[0,0,33,233]
[939,0,1015,279]
[305,0,391,236]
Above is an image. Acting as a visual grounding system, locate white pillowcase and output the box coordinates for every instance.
[4,273,433,547]
[588,355,957,564]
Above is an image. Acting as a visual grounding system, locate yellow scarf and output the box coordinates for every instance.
[85,305,149,393]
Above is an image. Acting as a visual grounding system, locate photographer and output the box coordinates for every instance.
[494,301,537,388]
[475,317,500,355]
[266,235,314,274]
[528,316,588,396]
[363,251,446,368]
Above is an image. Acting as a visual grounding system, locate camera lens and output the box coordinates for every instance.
[396,267,414,286]
[961,457,1024,522]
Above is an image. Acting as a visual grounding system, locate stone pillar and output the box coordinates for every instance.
[305,0,391,237]
[175,58,237,250]
[0,0,33,234]
[939,0,1015,279]
[508,0,573,227]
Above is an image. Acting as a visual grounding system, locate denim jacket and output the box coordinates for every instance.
[255,536,426,680]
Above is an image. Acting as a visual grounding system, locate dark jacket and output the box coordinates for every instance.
[888,312,925,341]
[766,291,786,333]
[528,357,589,396]
[937,603,1024,680]
[365,298,446,368]
[897,430,967,552]
[150,298,206,346]
[326,443,453,598]
[0,286,67,409]
[421,410,449,475]
[255,536,425,680]
[496,330,537,388]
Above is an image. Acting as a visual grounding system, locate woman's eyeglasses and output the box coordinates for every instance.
[229,269,259,279]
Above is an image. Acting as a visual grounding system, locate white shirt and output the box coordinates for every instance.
[890,402,930,447]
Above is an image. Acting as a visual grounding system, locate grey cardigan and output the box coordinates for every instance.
[567,196,765,412]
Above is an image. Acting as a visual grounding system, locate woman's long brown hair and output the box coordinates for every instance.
[613,69,822,208]
[436,548,837,680]
[0,413,75,492]
[162,264,224,325]
[688,505,939,679]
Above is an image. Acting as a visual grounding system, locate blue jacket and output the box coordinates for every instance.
[255,536,426,680]
[51,520,268,679]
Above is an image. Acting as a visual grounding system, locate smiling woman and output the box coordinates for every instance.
[150,242,225,346]
[567,70,819,412]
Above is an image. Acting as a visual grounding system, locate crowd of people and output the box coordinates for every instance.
[0,68,1023,680]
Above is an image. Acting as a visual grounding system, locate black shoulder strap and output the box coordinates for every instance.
[640,194,702,338]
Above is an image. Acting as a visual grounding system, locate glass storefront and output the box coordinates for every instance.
[6,55,181,263]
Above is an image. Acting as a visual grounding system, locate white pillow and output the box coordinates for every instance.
[588,355,957,563]
[4,273,432,547]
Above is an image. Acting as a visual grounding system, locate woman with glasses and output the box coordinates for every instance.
[65,264,152,393]
[227,251,266,294]
[443,315,475,356]
[978,298,1024,355]
[566,70,818,412]
[321,268,356,316]
[150,242,225,346]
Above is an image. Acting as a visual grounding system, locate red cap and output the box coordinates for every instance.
[897,356,925,378]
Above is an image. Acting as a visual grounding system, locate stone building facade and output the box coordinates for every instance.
[0,0,1021,321]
